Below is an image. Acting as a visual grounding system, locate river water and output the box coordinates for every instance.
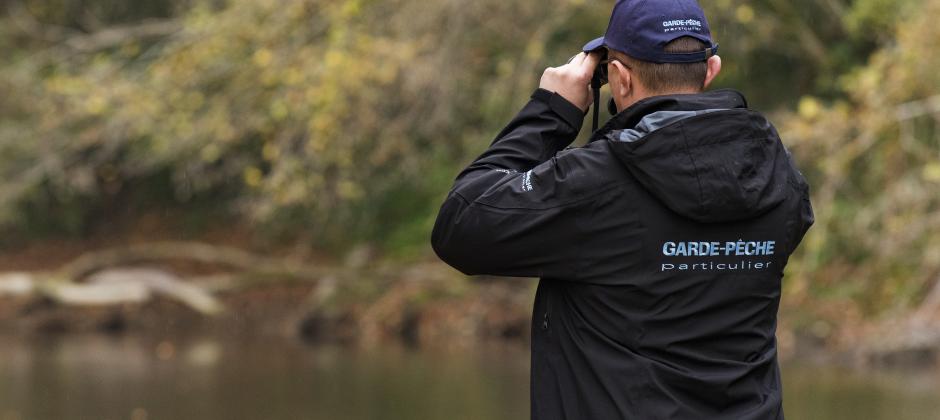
[0,335,938,420]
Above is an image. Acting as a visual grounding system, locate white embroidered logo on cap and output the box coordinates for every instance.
[662,18,703,32]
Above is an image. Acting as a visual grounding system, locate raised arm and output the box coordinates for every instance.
[431,53,604,277]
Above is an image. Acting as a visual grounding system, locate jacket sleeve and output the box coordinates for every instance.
[431,88,593,278]
[786,154,815,254]
[795,185,815,250]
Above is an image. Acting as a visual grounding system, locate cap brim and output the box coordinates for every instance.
[582,37,606,52]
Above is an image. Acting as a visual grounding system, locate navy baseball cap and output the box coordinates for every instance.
[583,0,718,63]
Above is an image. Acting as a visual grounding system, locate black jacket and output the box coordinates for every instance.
[432,88,814,420]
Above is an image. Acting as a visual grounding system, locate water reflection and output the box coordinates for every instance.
[0,335,937,420]
[0,335,530,420]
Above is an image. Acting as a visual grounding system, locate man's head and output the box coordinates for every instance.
[606,37,722,111]
[584,0,722,112]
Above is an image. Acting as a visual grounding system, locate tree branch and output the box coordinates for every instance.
[64,19,182,52]
[4,0,82,43]
[0,241,343,316]
[57,241,328,281]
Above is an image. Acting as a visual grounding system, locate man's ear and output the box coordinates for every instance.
[611,60,632,102]
[703,55,722,89]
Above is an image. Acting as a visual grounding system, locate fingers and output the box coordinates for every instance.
[539,51,600,111]
[558,51,600,68]
[581,52,601,72]
[571,52,587,65]
[564,52,600,82]
[553,52,596,80]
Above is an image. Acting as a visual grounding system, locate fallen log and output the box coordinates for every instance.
[0,242,337,316]
[56,241,328,281]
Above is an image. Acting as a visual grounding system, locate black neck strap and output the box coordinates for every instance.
[591,81,602,132]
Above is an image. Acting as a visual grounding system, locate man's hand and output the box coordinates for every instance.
[539,52,601,112]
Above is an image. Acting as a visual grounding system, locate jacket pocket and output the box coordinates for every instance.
[539,281,554,335]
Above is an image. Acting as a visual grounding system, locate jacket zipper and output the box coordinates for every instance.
[541,288,552,331]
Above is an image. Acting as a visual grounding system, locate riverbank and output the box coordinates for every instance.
[0,236,938,370]
[0,234,535,350]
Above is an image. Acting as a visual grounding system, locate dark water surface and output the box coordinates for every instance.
[0,335,938,420]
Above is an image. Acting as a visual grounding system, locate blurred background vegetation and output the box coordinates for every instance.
[1,1,940,419]
[0,0,938,341]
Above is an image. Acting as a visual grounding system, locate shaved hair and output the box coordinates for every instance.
[611,37,709,94]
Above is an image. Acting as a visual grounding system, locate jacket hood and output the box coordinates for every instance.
[599,90,790,223]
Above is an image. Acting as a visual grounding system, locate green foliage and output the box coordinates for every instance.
[782,0,940,316]
[0,0,937,312]
[0,0,593,247]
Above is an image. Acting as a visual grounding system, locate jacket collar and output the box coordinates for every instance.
[588,89,748,143]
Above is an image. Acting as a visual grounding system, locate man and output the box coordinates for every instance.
[431,0,814,419]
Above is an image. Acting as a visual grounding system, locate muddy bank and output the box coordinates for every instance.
[0,255,535,351]
[0,240,938,369]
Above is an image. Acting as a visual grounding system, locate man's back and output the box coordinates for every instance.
[433,89,813,419]
[530,93,807,418]
[432,2,812,418]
